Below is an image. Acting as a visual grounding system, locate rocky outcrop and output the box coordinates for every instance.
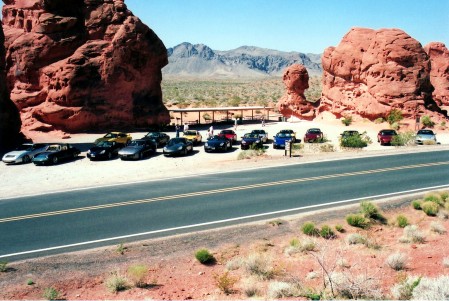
[2,0,169,134]
[277,64,318,120]
[0,21,22,152]
[424,42,449,108]
[319,27,447,122]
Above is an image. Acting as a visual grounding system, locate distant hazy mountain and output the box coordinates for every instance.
[164,42,322,78]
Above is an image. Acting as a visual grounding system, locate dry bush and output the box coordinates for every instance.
[336,258,351,269]
[346,233,367,245]
[127,264,149,288]
[430,221,447,234]
[214,271,238,294]
[386,252,407,271]
[241,277,262,297]
[244,253,276,280]
[225,257,244,271]
[285,238,317,256]
[391,276,421,300]
[267,280,302,299]
[411,275,449,300]
[328,272,383,299]
[400,225,425,243]
[105,271,129,293]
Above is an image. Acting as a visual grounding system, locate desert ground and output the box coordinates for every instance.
[1,116,449,300]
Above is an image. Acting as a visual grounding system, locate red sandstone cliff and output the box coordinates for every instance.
[2,0,169,134]
[424,42,449,109]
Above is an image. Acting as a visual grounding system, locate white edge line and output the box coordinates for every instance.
[2,148,448,200]
[2,183,449,259]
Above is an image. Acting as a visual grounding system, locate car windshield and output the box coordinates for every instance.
[168,138,185,146]
[145,132,159,138]
[104,133,118,138]
[277,133,291,138]
[244,133,259,139]
[209,135,222,141]
[96,141,113,147]
[184,131,197,136]
[381,130,396,135]
[129,140,144,147]
[220,130,233,134]
[15,144,33,151]
[280,130,293,134]
[418,130,434,135]
[47,145,61,151]
[342,131,359,136]
[251,130,265,134]
[307,129,321,134]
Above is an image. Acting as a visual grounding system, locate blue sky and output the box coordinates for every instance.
[126,0,449,54]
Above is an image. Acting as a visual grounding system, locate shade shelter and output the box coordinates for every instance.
[169,106,274,125]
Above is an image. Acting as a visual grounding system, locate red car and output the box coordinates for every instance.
[377,129,397,145]
[218,130,237,144]
[304,128,323,143]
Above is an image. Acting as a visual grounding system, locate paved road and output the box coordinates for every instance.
[1,150,449,261]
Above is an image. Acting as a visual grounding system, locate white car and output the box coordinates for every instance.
[251,129,268,143]
[415,129,437,145]
[2,143,49,164]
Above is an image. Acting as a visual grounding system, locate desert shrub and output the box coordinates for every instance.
[127,264,148,288]
[411,199,422,210]
[391,122,400,130]
[267,281,301,299]
[374,117,385,124]
[116,243,127,255]
[335,224,345,232]
[438,210,449,220]
[42,287,60,300]
[285,238,317,255]
[360,201,387,223]
[391,276,421,300]
[430,221,446,234]
[346,233,367,245]
[391,131,416,146]
[241,278,261,297]
[336,258,351,269]
[396,215,409,228]
[299,238,317,252]
[340,133,368,148]
[0,261,7,272]
[424,193,444,206]
[27,279,35,285]
[306,271,319,280]
[400,225,425,243]
[319,225,335,239]
[105,272,129,293]
[439,191,449,203]
[301,222,319,236]
[346,214,369,228]
[214,271,237,294]
[421,201,439,216]
[225,257,244,271]
[329,272,382,299]
[386,252,407,270]
[195,249,215,264]
[245,253,275,280]
[443,257,449,268]
[341,115,353,126]
[320,143,335,152]
[237,148,265,160]
[421,115,435,128]
[412,275,449,300]
[387,109,403,125]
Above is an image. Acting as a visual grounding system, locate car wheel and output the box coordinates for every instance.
[52,157,58,164]
[73,152,78,159]
[22,155,31,163]
[107,152,112,160]
[224,145,228,152]
[139,152,143,160]
[183,148,188,156]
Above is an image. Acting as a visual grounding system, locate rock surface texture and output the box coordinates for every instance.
[0,21,22,152]
[277,64,318,120]
[424,42,449,108]
[319,27,447,123]
[2,0,169,134]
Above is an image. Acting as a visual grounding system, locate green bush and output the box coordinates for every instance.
[42,287,60,300]
[335,224,345,232]
[0,261,7,272]
[424,193,444,206]
[439,191,449,203]
[127,264,149,288]
[421,115,435,128]
[105,272,129,293]
[411,200,422,210]
[374,117,385,124]
[387,109,403,125]
[340,131,371,148]
[396,215,409,228]
[391,131,416,146]
[319,225,335,239]
[195,249,215,264]
[27,279,35,285]
[301,222,319,236]
[341,115,353,126]
[346,214,369,228]
[421,201,439,216]
[360,201,387,223]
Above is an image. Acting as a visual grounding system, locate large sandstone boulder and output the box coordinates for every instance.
[0,21,22,152]
[2,0,169,134]
[319,27,446,122]
[424,42,449,108]
[277,64,318,120]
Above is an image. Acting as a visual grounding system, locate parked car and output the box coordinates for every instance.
[273,132,295,149]
[118,139,156,160]
[32,144,80,165]
[142,131,170,148]
[87,141,124,160]
[241,133,263,150]
[251,129,268,143]
[278,129,296,141]
[163,138,193,156]
[183,130,202,145]
[377,129,397,145]
[94,132,132,145]
[340,130,360,139]
[304,128,324,143]
[218,129,237,144]
[2,143,48,164]
[415,129,437,145]
[204,135,232,152]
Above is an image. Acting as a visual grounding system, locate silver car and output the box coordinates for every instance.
[2,143,49,164]
[415,129,437,145]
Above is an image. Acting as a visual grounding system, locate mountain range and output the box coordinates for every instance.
[163,42,322,78]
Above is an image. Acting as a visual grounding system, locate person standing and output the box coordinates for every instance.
[234,118,238,130]
[183,123,189,132]
[261,116,265,127]
[175,124,180,137]
[209,125,214,136]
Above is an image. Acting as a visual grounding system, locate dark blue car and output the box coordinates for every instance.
[273,132,295,149]
[240,133,263,150]
[204,135,232,152]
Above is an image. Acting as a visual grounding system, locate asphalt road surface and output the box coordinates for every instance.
[1,150,449,261]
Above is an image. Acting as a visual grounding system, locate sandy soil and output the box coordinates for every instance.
[1,117,449,300]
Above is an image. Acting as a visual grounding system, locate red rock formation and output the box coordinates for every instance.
[424,42,449,108]
[2,0,169,134]
[0,21,22,152]
[277,64,318,120]
[319,27,446,123]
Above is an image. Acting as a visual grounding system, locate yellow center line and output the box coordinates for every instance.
[1,161,448,223]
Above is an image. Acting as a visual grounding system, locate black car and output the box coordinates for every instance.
[87,141,124,160]
[240,133,263,150]
[163,138,193,156]
[118,139,157,160]
[142,132,170,148]
[32,143,80,165]
[204,135,232,152]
